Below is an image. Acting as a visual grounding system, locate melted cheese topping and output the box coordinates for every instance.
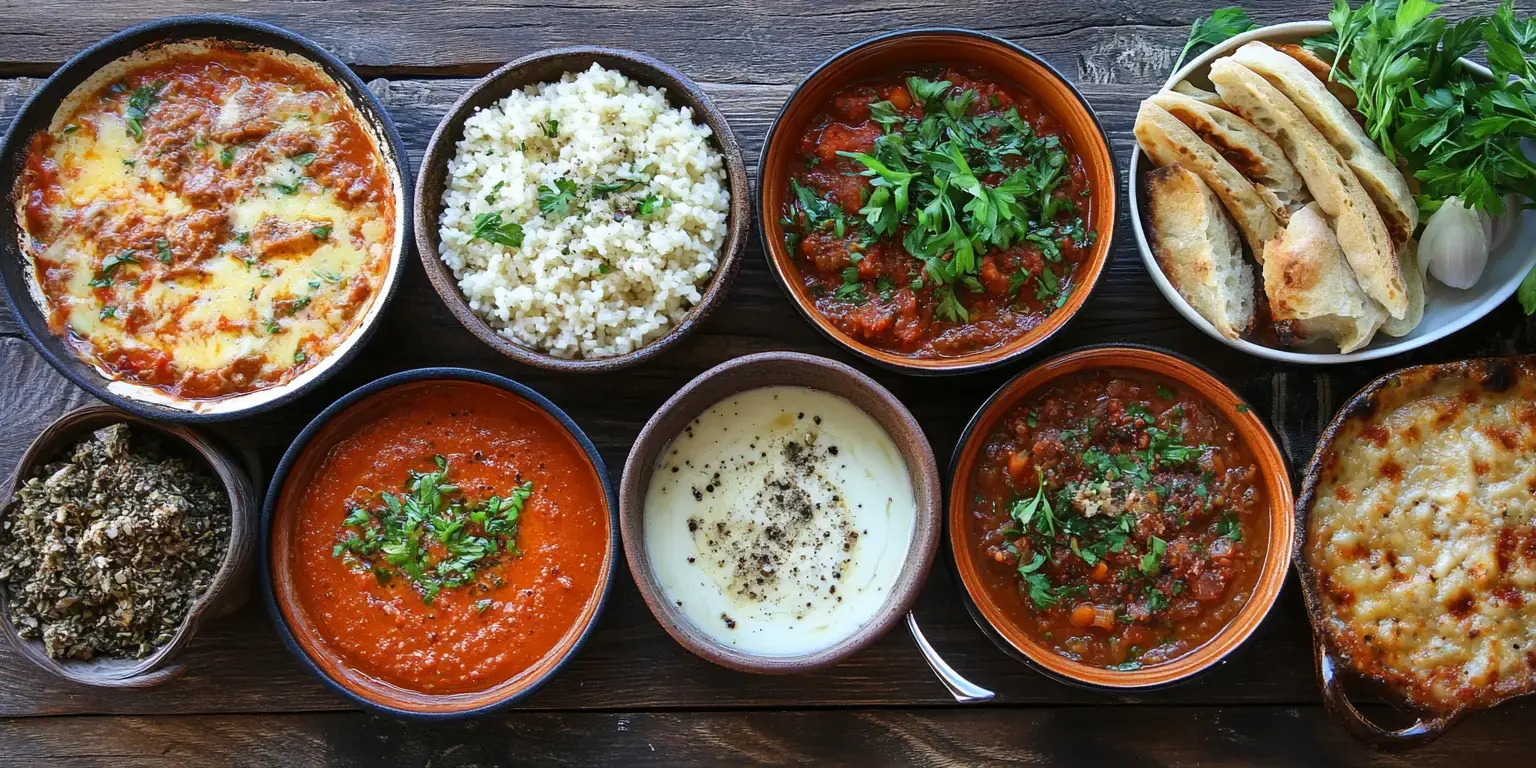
[19,45,394,400]
[1308,360,1536,712]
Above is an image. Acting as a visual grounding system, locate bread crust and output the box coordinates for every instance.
[1262,203,1385,353]
[1210,58,1408,320]
[1146,164,1254,339]
[1151,90,1310,212]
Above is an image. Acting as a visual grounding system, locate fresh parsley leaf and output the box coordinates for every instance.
[1175,7,1258,72]
[538,178,579,217]
[99,305,116,319]
[484,180,506,205]
[291,152,317,166]
[1521,264,1536,315]
[592,177,646,196]
[219,146,235,167]
[544,119,560,138]
[312,225,333,240]
[470,212,525,248]
[1140,535,1167,578]
[123,81,166,140]
[1216,512,1243,542]
[101,250,139,274]
[638,194,669,216]
[155,239,173,264]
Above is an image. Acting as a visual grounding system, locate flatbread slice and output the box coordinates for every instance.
[1382,238,1425,337]
[1172,81,1228,109]
[1263,203,1386,353]
[1267,43,1359,110]
[1230,42,1418,248]
[1209,58,1408,319]
[1150,90,1311,212]
[1146,164,1254,339]
[1135,100,1284,261]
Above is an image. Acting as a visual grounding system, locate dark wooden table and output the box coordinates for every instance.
[2,1,1533,765]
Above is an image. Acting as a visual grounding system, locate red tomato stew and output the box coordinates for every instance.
[779,66,1096,358]
[965,369,1268,670]
[286,381,609,695]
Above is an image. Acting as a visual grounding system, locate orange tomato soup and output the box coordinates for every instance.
[286,381,609,694]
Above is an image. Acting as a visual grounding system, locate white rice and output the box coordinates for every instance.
[437,64,730,359]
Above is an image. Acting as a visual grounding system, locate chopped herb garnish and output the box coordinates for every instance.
[274,180,302,195]
[332,455,534,605]
[638,194,669,216]
[537,178,579,217]
[219,146,235,167]
[123,81,166,140]
[291,152,317,166]
[484,180,507,205]
[544,119,559,138]
[62,125,78,135]
[155,239,173,264]
[99,306,117,319]
[470,212,525,247]
[312,225,333,241]
[101,250,139,274]
[1140,535,1167,578]
[294,350,307,364]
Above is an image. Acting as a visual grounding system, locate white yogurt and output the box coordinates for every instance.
[643,386,916,656]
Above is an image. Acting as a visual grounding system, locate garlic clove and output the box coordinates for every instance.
[1420,197,1490,290]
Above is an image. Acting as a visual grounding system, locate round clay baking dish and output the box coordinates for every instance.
[414,46,751,374]
[261,367,618,719]
[0,15,412,421]
[947,344,1294,690]
[0,405,260,688]
[618,351,941,673]
[757,28,1118,376]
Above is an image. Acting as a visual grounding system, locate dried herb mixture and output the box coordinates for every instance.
[0,424,230,660]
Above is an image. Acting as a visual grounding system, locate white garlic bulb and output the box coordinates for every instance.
[1419,197,1490,290]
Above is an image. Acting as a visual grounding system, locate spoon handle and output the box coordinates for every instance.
[905,612,995,703]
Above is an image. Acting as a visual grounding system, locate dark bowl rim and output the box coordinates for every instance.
[944,342,1294,691]
[753,27,1121,377]
[617,350,943,673]
[258,366,620,720]
[411,45,750,374]
[0,13,413,423]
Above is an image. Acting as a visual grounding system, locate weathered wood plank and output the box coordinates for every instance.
[0,0,1507,82]
[3,703,1535,767]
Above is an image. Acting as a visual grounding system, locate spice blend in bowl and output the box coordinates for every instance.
[0,424,229,661]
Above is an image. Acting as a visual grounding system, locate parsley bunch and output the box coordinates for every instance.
[333,455,533,605]
[783,76,1090,322]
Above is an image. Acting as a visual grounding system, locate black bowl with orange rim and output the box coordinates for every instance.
[947,345,1294,690]
[757,29,1117,376]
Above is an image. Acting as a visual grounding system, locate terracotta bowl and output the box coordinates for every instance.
[0,405,260,688]
[756,29,1118,375]
[261,367,617,719]
[618,351,941,673]
[0,15,411,421]
[947,344,1294,689]
[414,46,751,373]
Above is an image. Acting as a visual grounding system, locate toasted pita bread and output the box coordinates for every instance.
[1172,81,1229,109]
[1209,58,1408,319]
[1381,238,1425,337]
[1135,100,1284,261]
[1150,90,1310,212]
[1230,42,1418,248]
[1267,43,1358,110]
[1146,164,1254,339]
[1263,203,1385,353]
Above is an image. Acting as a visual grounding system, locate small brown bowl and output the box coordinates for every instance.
[947,344,1294,689]
[0,405,259,688]
[414,46,751,373]
[619,351,941,673]
[757,29,1118,375]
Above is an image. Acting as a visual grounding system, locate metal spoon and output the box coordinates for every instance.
[906,611,995,703]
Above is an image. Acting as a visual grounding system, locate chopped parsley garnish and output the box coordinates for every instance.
[100,250,139,275]
[291,152,317,166]
[484,180,506,205]
[219,146,235,167]
[638,194,669,216]
[1157,385,1174,400]
[294,350,307,364]
[470,212,525,247]
[99,306,117,319]
[274,180,303,195]
[311,225,333,241]
[544,119,560,138]
[1216,512,1242,542]
[537,178,579,217]
[332,455,534,605]
[597,263,612,274]
[123,81,166,140]
[592,177,646,196]
[233,231,251,245]
[62,125,78,135]
[1139,535,1167,578]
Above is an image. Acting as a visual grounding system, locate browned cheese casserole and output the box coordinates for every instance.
[1303,357,1536,714]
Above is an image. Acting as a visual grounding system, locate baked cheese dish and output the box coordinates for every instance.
[1305,357,1536,713]
[16,40,396,402]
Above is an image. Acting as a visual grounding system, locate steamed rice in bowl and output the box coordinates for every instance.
[437,64,730,359]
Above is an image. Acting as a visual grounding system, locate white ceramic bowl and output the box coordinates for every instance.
[1128,21,1536,364]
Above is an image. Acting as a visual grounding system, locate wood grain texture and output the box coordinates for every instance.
[0,8,1533,766]
[3,703,1536,767]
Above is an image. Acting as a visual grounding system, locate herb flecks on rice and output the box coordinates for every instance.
[0,424,230,661]
[437,64,730,359]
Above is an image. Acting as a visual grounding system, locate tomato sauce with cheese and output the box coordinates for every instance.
[288,381,610,694]
[18,42,395,400]
[966,370,1267,669]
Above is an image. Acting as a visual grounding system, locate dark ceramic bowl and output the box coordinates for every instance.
[757,29,1119,375]
[260,367,618,720]
[947,345,1294,690]
[0,405,260,688]
[414,46,750,373]
[0,15,411,421]
[618,351,942,673]
[1295,357,1536,748]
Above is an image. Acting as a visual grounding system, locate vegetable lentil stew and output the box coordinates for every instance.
[965,368,1267,670]
[779,65,1096,358]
